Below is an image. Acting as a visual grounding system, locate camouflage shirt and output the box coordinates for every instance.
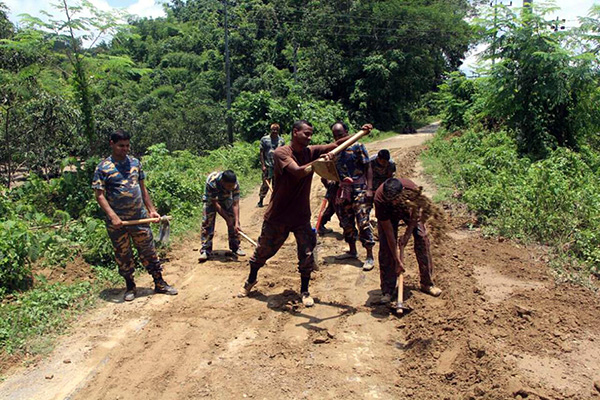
[260,135,285,168]
[336,142,370,182]
[369,155,396,190]
[203,171,241,203]
[92,155,147,221]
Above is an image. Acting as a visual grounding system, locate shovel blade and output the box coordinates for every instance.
[158,221,171,244]
[312,159,340,181]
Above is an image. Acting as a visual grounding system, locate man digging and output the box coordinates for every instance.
[93,129,178,302]
[199,170,244,262]
[374,178,442,313]
[238,120,372,307]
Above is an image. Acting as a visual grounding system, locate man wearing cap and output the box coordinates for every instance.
[374,178,442,306]
[258,123,285,208]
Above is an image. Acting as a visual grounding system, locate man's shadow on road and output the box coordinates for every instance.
[365,288,414,319]
[321,255,363,268]
[249,289,357,332]
[99,287,156,304]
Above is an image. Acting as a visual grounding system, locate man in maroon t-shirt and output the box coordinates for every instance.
[374,178,442,310]
[238,120,372,307]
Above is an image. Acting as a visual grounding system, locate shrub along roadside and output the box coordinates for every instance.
[422,128,600,280]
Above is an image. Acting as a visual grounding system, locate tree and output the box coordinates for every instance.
[476,2,599,157]
[20,0,126,153]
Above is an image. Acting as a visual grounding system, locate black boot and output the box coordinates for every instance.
[152,271,178,295]
[257,198,264,208]
[124,276,136,302]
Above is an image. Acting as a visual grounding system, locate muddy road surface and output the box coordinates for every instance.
[1,123,599,400]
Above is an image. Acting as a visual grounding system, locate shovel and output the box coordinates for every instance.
[310,129,370,181]
[122,215,172,244]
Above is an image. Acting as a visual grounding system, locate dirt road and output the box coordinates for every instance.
[1,124,599,400]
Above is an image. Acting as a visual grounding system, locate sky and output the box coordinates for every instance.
[3,0,599,72]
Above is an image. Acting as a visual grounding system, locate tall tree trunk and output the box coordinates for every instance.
[62,0,95,154]
[4,107,10,189]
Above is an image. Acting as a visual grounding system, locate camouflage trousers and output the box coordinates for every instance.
[377,219,435,296]
[259,167,274,199]
[336,185,375,249]
[320,182,339,227]
[250,220,317,277]
[106,224,162,279]
[201,201,240,254]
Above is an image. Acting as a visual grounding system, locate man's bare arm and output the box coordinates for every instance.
[139,180,160,219]
[94,189,123,227]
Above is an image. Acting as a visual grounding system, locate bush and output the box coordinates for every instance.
[0,220,33,295]
[423,128,600,275]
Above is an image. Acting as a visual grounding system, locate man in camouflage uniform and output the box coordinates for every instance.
[93,129,178,302]
[198,170,244,261]
[332,122,376,271]
[258,123,285,208]
[370,149,396,191]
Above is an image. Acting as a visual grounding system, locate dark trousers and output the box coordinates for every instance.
[377,219,434,295]
[250,220,317,278]
[259,167,273,199]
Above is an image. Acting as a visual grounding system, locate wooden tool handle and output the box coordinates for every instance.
[329,129,368,157]
[121,216,172,226]
[315,198,328,232]
[239,230,258,247]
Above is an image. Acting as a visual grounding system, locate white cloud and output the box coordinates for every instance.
[126,0,165,19]
[3,0,166,26]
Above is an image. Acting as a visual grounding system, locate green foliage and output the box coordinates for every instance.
[0,220,33,295]
[423,129,600,276]
[436,72,478,132]
[472,3,600,157]
[143,141,262,223]
[230,88,351,143]
[0,281,93,354]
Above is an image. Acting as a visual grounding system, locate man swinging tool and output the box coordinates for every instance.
[238,120,373,307]
[93,129,178,302]
[374,178,442,314]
